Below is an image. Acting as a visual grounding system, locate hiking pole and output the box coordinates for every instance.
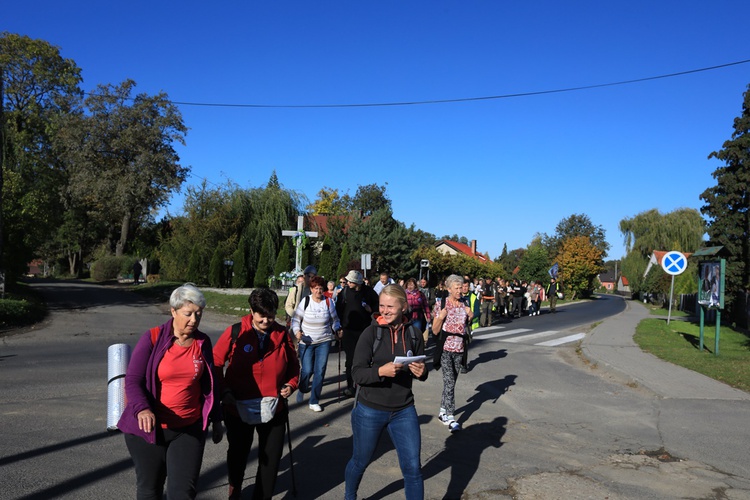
[337,334,342,403]
[283,398,297,497]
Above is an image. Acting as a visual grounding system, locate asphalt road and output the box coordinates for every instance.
[1,281,748,499]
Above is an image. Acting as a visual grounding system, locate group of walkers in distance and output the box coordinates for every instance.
[117,267,563,499]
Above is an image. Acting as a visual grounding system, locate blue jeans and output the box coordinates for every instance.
[297,341,331,405]
[345,403,423,500]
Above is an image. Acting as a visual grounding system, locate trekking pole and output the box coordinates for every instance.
[284,398,297,497]
[337,334,342,403]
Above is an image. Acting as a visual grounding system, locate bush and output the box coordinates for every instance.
[0,293,46,327]
[91,255,128,281]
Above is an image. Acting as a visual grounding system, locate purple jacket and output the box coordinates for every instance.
[117,319,219,444]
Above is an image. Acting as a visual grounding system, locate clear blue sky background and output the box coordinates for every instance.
[6,1,750,261]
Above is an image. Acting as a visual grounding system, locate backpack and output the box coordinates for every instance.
[353,323,422,408]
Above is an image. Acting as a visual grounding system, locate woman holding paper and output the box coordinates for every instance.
[345,284,428,500]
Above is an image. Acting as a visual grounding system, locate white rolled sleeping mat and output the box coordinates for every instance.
[107,343,131,431]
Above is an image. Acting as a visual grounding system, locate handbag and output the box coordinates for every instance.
[235,396,279,425]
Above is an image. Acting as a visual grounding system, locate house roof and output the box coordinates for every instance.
[620,276,630,286]
[435,240,489,263]
[305,214,362,235]
[598,271,616,283]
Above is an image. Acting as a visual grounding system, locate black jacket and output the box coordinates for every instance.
[351,318,428,412]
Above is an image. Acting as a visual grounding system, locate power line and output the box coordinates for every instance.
[162,58,750,109]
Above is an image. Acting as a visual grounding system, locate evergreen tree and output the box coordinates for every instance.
[208,247,224,288]
[337,243,350,278]
[254,237,274,288]
[232,237,248,288]
[317,236,335,280]
[274,240,291,276]
[700,84,750,322]
[186,245,202,284]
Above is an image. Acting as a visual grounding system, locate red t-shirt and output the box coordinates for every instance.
[156,341,204,428]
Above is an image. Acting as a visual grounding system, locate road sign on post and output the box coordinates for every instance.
[361,254,371,279]
[661,251,687,325]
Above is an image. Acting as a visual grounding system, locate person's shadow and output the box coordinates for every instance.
[458,375,516,423]
[365,416,509,499]
[466,349,507,372]
[365,376,515,499]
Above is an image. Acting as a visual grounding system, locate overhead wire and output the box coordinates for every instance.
[159,58,750,109]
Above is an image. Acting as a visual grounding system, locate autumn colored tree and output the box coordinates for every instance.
[557,236,604,298]
[306,186,352,215]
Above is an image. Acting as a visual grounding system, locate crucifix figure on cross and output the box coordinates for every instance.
[281,216,319,274]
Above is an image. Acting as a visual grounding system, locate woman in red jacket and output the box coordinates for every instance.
[213,288,300,500]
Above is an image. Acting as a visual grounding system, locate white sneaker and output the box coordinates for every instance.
[448,419,461,433]
[309,404,323,412]
[438,413,450,425]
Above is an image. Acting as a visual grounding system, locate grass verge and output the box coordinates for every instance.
[633,318,750,392]
[132,282,286,318]
[0,283,47,329]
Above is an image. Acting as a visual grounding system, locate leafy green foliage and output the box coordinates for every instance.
[208,247,224,288]
[317,236,335,280]
[254,237,273,288]
[232,237,248,288]
[186,245,202,284]
[1,32,83,279]
[700,84,750,323]
[337,243,350,278]
[518,239,551,284]
[91,255,128,281]
[544,214,609,259]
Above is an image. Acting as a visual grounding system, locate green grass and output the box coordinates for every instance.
[645,304,690,318]
[634,318,750,392]
[0,283,47,329]
[132,282,286,318]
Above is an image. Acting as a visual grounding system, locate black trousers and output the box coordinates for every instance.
[124,419,206,500]
[341,329,362,390]
[225,407,287,500]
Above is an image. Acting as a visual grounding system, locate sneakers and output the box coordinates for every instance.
[309,403,323,412]
[439,411,461,432]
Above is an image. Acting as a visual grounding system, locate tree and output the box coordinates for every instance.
[557,236,604,298]
[186,245,202,284]
[306,186,352,215]
[317,235,335,280]
[232,236,248,288]
[208,247,224,288]
[60,79,188,257]
[619,208,706,298]
[254,236,274,288]
[336,243,351,278]
[351,183,390,216]
[1,32,83,279]
[274,239,291,277]
[518,237,551,284]
[700,84,750,322]
[544,214,610,259]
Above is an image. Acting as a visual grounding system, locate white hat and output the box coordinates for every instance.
[345,270,364,285]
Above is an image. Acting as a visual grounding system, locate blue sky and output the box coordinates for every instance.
[6,1,750,261]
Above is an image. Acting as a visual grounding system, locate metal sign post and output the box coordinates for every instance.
[661,251,688,325]
[361,254,371,279]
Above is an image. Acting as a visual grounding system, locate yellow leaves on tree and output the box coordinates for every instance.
[557,236,604,298]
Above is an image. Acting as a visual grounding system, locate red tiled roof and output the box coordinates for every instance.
[436,240,489,263]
